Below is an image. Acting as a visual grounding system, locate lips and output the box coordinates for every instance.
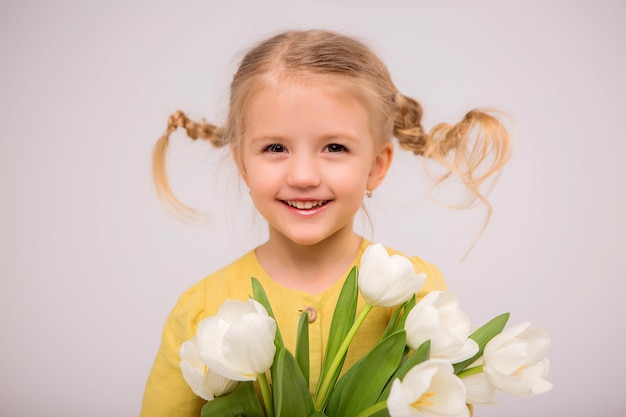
[283,200,329,210]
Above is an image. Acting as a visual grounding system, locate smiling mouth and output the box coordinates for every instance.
[284,200,330,210]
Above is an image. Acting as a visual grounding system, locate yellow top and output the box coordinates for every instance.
[139,239,447,417]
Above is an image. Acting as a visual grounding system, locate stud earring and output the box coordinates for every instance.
[365,190,373,198]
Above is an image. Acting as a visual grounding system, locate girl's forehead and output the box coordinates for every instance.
[244,75,374,119]
[257,73,356,98]
[244,79,371,127]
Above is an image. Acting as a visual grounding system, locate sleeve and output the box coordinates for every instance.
[139,282,207,417]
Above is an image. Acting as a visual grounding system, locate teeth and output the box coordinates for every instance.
[286,200,327,210]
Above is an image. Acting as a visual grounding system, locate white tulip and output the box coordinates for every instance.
[195,299,277,382]
[404,291,479,363]
[179,336,238,401]
[358,243,426,308]
[483,322,553,396]
[387,359,469,417]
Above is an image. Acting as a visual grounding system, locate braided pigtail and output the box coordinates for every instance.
[394,95,512,255]
[393,94,428,155]
[423,109,511,212]
[152,110,224,219]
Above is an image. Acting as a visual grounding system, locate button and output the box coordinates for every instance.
[302,306,317,323]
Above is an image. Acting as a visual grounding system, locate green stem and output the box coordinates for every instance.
[457,364,484,379]
[314,303,374,411]
[258,372,274,417]
[355,401,387,417]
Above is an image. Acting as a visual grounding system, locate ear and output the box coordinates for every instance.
[232,145,250,187]
[366,140,394,191]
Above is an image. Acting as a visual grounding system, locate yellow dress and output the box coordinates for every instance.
[139,239,447,417]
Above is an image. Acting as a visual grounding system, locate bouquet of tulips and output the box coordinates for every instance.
[180,244,552,417]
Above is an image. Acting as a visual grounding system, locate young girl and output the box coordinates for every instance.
[140,29,510,417]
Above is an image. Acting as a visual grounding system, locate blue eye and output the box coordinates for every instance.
[325,143,346,153]
[264,143,287,153]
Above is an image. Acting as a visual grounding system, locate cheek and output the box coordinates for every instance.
[327,163,371,194]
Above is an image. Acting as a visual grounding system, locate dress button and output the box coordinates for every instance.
[302,306,317,323]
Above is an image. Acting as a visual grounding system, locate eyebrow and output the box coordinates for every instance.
[248,132,361,144]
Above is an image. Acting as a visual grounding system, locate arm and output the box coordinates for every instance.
[139,284,206,417]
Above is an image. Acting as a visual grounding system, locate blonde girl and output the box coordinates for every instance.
[140,29,510,417]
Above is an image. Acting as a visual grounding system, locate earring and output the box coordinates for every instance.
[365,189,373,198]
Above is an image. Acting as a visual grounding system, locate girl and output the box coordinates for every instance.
[140,29,510,417]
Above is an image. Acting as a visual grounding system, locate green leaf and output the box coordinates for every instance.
[330,331,406,417]
[325,354,364,415]
[314,267,358,401]
[454,312,510,374]
[380,295,416,340]
[273,349,315,417]
[295,309,310,385]
[251,277,284,350]
[200,382,265,417]
[394,295,416,332]
[378,340,430,402]
[368,409,390,417]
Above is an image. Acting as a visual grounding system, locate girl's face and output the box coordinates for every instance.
[235,80,393,247]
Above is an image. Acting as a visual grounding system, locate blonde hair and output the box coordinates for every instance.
[153,29,511,225]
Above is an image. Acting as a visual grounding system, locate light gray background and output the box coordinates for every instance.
[1,1,624,416]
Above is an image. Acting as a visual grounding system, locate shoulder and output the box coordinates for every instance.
[169,249,263,326]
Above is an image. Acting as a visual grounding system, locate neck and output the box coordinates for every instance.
[255,229,362,293]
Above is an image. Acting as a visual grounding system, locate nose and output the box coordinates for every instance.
[286,153,321,188]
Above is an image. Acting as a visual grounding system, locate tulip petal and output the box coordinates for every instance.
[405,303,441,349]
[387,379,412,417]
[222,313,276,377]
[427,369,468,415]
[358,243,425,308]
[180,360,214,401]
[486,338,527,375]
[519,325,551,365]
[462,373,497,405]
[180,338,204,370]
[205,369,238,397]
[359,244,393,303]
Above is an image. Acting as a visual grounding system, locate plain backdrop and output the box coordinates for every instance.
[1,1,625,416]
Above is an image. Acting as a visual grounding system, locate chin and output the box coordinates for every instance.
[283,228,351,248]
[287,235,329,247]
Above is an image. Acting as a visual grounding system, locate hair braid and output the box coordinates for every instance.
[165,110,223,145]
[393,94,428,155]
[152,111,224,219]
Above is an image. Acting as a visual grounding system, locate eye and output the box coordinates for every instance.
[324,143,347,153]
[263,143,287,153]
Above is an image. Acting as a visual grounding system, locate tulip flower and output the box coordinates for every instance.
[358,243,426,308]
[387,359,469,417]
[482,322,552,397]
[179,336,238,401]
[404,291,479,363]
[195,299,277,382]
